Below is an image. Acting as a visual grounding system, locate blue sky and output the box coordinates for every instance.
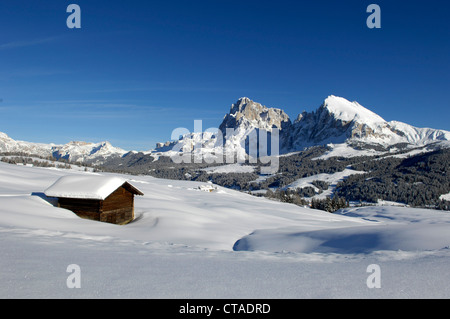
[0,0,449,151]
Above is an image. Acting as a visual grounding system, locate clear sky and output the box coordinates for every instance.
[0,0,449,151]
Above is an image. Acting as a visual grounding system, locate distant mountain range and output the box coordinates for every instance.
[152,95,450,160]
[1,95,449,164]
[0,131,127,164]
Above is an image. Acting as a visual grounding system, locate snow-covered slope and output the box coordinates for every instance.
[1,162,450,298]
[235,205,450,254]
[321,95,386,124]
[283,168,367,199]
[0,162,368,250]
[388,120,450,144]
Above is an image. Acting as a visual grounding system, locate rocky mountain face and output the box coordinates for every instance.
[219,97,290,134]
[153,97,291,160]
[218,97,290,159]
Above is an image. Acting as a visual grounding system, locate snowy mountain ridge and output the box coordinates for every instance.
[1,95,449,163]
[283,95,450,153]
[0,132,128,163]
[153,95,450,159]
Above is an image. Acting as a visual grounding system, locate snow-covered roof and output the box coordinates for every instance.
[44,175,143,200]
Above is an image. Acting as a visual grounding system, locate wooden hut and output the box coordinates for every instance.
[44,175,144,225]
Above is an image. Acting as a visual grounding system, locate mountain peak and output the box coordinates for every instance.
[322,95,385,124]
[230,97,260,114]
[220,97,290,133]
[237,96,251,103]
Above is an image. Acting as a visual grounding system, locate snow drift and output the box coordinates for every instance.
[2,162,450,298]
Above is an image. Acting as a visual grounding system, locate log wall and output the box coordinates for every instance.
[57,186,135,225]
[58,198,102,221]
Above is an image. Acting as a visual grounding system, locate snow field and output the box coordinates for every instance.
[284,168,366,199]
[1,162,450,298]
